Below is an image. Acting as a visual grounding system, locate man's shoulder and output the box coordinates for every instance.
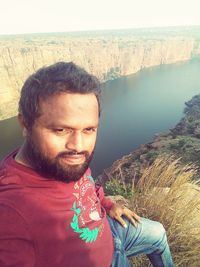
[0,169,25,206]
[0,148,39,188]
[0,149,30,207]
[0,150,22,184]
[0,148,19,170]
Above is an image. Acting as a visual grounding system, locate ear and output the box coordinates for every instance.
[17,113,28,137]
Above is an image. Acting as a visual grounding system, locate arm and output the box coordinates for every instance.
[0,204,35,267]
[95,183,114,212]
[95,184,140,228]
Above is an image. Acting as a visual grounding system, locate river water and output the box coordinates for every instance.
[0,59,200,177]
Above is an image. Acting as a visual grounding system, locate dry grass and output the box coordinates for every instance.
[130,156,200,267]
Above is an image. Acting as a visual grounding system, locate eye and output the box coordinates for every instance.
[84,128,96,134]
[54,128,65,132]
[53,128,72,134]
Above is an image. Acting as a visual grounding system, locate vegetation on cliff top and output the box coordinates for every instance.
[133,157,200,267]
[107,157,200,266]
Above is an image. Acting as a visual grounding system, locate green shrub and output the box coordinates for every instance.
[105,178,134,199]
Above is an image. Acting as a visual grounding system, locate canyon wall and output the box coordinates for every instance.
[0,29,200,120]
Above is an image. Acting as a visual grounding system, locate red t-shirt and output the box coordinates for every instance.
[0,150,114,267]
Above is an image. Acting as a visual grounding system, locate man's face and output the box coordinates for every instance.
[24,92,99,182]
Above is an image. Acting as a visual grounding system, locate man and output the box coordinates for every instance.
[0,62,174,267]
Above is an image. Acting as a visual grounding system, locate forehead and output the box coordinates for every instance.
[37,92,99,127]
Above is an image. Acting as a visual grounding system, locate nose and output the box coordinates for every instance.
[65,131,83,153]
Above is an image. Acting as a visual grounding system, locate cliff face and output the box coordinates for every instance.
[0,27,200,120]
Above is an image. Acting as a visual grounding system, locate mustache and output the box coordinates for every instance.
[57,150,89,157]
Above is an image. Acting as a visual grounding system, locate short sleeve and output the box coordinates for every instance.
[0,204,35,267]
[95,184,114,212]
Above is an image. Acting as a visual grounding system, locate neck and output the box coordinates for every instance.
[15,142,33,169]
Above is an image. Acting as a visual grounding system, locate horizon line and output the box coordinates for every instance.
[0,24,200,37]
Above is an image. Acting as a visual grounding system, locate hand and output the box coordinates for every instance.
[108,203,140,228]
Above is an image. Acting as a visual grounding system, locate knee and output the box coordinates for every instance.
[140,218,167,244]
[150,221,166,241]
[147,220,169,252]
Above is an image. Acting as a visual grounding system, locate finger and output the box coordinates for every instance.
[123,208,141,222]
[131,211,141,222]
[115,215,127,228]
[123,212,137,227]
[123,210,141,226]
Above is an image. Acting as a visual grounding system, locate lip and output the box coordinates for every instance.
[60,155,85,165]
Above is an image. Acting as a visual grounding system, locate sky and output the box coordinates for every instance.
[0,0,200,35]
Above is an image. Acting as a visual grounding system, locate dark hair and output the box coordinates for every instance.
[19,62,101,129]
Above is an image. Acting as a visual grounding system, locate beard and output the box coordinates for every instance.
[23,135,94,183]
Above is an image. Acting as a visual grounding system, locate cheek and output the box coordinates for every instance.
[36,134,66,157]
[86,134,97,152]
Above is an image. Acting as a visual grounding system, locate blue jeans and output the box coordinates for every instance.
[108,216,174,267]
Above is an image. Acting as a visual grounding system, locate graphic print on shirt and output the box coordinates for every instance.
[70,175,103,243]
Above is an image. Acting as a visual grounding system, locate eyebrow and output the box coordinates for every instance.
[46,123,99,129]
